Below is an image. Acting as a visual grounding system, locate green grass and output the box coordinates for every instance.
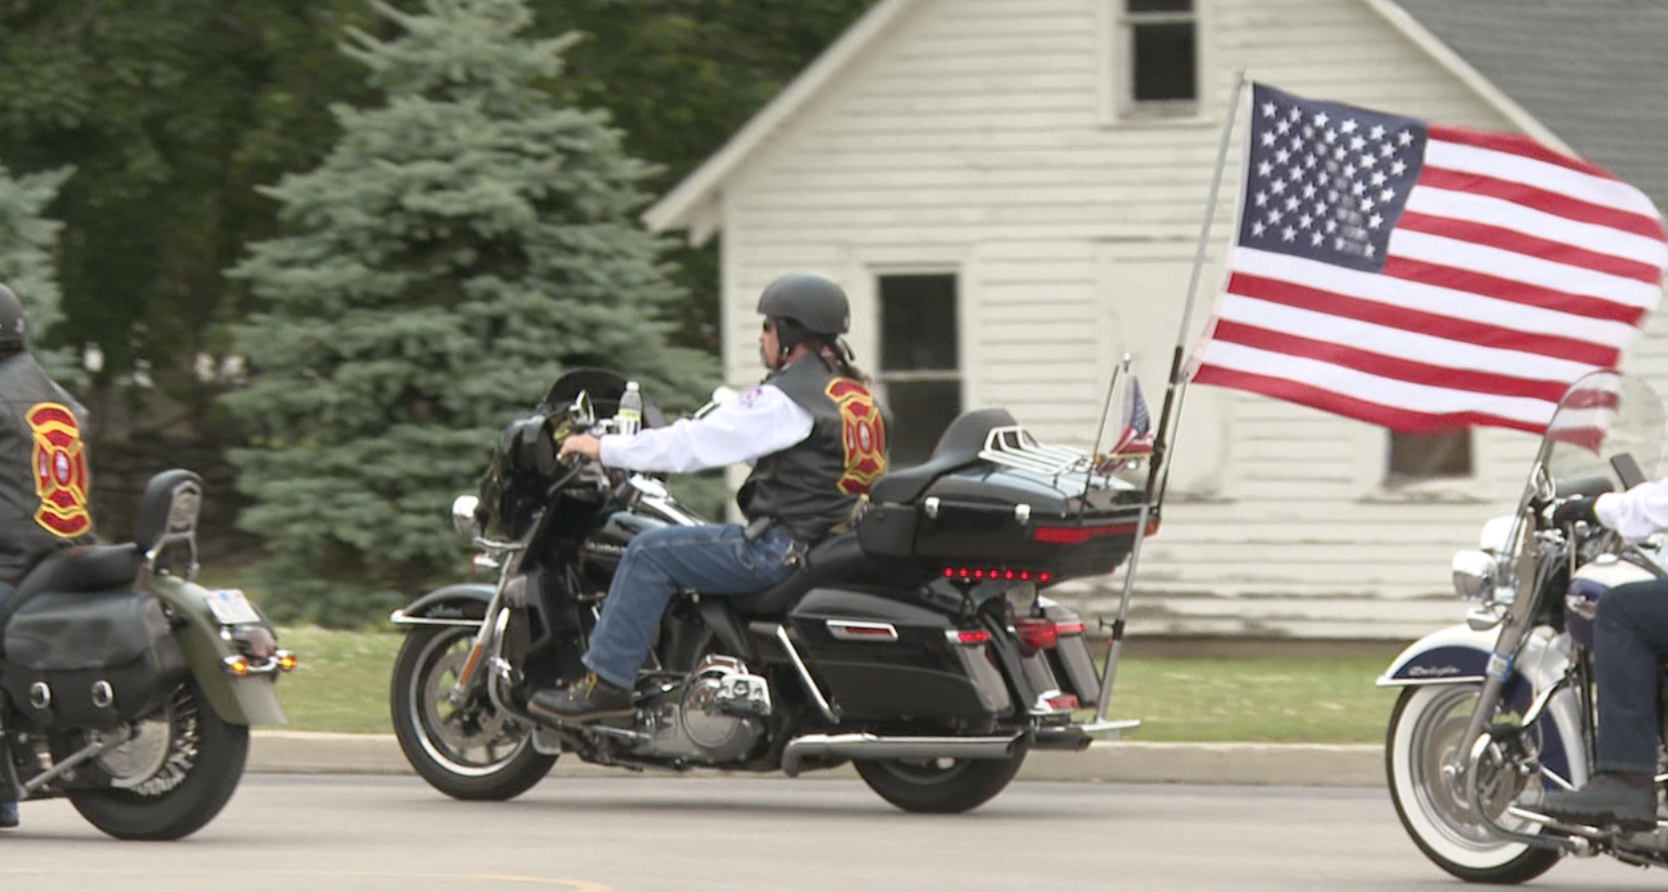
[269,627,1400,743]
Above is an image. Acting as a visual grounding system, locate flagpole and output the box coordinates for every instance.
[1094,69,1248,727]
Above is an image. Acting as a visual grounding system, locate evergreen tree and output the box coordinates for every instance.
[0,161,74,377]
[224,0,715,626]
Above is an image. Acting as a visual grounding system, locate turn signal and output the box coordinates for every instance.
[276,651,299,672]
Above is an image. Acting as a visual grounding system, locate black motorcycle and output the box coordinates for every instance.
[0,469,295,839]
[390,369,1154,812]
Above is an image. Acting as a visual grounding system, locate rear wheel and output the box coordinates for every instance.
[66,678,249,841]
[391,625,556,800]
[1386,684,1561,884]
[854,749,1027,814]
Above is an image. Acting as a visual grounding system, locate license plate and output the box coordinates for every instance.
[206,588,263,626]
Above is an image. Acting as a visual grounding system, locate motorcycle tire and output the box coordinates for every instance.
[64,677,249,841]
[391,625,555,801]
[1386,684,1561,884]
[854,748,1027,814]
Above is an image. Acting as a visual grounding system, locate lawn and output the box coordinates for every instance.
[270,626,1401,744]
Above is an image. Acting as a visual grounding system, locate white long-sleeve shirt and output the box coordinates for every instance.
[596,383,814,474]
[1596,479,1668,543]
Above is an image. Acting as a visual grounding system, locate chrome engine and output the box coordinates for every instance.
[636,655,770,763]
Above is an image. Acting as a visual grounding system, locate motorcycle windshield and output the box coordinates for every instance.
[1534,370,1668,499]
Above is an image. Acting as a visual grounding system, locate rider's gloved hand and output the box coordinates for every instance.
[1552,496,1600,529]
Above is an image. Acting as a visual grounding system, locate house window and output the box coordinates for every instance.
[1388,430,1473,481]
[1122,0,1197,109]
[878,274,961,467]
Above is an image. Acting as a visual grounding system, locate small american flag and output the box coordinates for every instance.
[1190,83,1666,434]
[1114,377,1154,456]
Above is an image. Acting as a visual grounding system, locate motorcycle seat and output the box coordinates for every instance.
[729,533,905,617]
[868,408,1016,505]
[0,544,143,630]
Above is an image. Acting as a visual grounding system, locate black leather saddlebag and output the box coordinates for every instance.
[0,589,187,728]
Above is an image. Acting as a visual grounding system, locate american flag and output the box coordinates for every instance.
[1114,377,1154,455]
[1190,84,1667,435]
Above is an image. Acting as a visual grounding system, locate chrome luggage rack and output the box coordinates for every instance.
[977,425,1096,478]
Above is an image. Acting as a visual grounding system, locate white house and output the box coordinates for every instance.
[644,0,1668,641]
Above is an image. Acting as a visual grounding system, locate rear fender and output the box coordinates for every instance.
[152,577,288,726]
[1379,623,1585,783]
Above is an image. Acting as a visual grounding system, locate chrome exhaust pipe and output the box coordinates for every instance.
[780,732,1022,776]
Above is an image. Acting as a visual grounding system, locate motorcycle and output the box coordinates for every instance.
[0,469,295,839]
[390,368,1155,812]
[1383,369,1668,882]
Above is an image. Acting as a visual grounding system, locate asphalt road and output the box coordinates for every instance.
[0,775,1661,892]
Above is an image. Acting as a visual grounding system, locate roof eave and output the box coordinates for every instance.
[1363,0,1573,154]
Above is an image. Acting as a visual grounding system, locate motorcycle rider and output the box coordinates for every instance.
[0,282,97,828]
[527,272,888,722]
[1543,488,1668,830]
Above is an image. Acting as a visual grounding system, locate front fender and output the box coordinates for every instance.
[1379,623,1586,783]
[152,577,288,726]
[390,583,494,627]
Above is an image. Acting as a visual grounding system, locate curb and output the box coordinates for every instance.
[250,731,1382,787]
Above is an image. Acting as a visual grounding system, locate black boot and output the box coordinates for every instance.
[528,671,633,723]
[1541,772,1657,830]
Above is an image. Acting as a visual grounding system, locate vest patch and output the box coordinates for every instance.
[826,379,886,495]
[27,402,91,537]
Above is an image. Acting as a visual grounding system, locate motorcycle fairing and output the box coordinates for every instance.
[1380,623,1583,784]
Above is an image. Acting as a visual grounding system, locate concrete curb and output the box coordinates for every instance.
[250,731,1383,787]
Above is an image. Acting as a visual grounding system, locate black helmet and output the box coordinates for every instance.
[0,284,24,353]
[757,273,850,345]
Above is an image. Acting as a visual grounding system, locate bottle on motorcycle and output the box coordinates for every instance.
[617,381,643,436]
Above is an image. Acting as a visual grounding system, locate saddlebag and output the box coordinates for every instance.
[0,589,187,728]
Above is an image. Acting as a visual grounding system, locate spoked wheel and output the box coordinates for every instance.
[64,677,249,840]
[1387,684,1561,884]
[391,625,555,800]
[854,749,1027,814]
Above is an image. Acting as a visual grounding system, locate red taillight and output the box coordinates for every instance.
[1029,518,1159,543]
[1054,619,1086,637]
[947,627,992,646]
[1014,617,1059,652]
[1044,692,1080,711]
[942,566,1051,583]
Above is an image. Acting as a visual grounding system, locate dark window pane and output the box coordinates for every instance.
[1389,431,1473,479]
[1133,22,1196,102]
[885,380,963,467]
[1128,0,1191,12]
[879,275,958,372]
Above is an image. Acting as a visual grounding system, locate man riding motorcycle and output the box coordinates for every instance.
[528,272,889,722]
[0,282,97,828]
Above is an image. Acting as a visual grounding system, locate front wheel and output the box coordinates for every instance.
[854,749,1027,814]
[65,678,249,840]
[1386,684,1561,884]
[391,625,556,800]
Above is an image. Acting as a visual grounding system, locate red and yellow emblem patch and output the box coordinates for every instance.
[28,402,91,537]
[826,379,886,495]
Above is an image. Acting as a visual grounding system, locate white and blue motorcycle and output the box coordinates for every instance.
[1383,369,1668,882]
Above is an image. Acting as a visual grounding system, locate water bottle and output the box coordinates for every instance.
[617,381,642,436]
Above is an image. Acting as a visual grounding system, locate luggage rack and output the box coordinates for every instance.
[977,425,1095,479]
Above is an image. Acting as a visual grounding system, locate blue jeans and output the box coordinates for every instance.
[581,523,804,689]
[1592,579,1668,775]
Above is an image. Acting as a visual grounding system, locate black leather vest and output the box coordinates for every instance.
[737,356,887,543]
[0,352,96,583]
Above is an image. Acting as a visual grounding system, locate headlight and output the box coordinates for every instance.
[1451,549,1498,600]
[451,494,481,538]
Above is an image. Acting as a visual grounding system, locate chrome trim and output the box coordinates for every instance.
[979,425,1091,477]
[780,732,1022,776]
[826,620,899,643]
[773,625,839,724]
[389,609,485,629]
